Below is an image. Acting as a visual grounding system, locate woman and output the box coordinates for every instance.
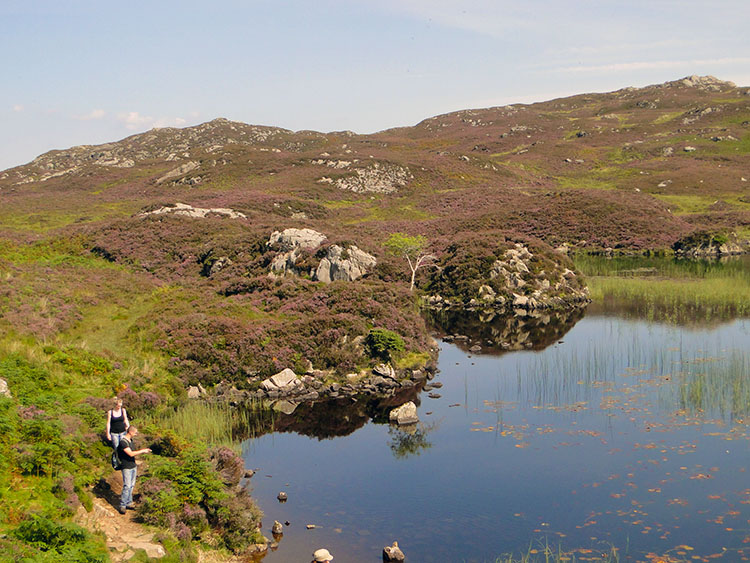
[106,397,129,451]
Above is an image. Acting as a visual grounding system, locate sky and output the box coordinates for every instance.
[1,0,749,171]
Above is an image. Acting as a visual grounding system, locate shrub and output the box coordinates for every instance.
[366,328,406,359]
[12,514,107,561]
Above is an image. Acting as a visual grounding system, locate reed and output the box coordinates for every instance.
[143,400,271,447]
[574,255,750,323]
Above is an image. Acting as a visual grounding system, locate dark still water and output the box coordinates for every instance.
[242,313,750,562]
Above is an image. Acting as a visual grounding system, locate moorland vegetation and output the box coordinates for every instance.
[0,75,749,559]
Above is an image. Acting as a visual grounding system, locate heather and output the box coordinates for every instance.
[1,76,749,559]
[0,344,264,559]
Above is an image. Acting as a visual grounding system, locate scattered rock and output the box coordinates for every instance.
[277,492,288,502]
[0,378,10,398]
[683,146,697,152]
[272,521,283,535]
[428,392,442,399]
[383,541,406,562]
[140,202,247,219]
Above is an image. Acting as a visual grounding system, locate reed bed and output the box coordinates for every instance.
[574,255,750,322]
[144,400,270,447]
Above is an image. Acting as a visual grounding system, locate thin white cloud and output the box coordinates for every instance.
[117,111,189,131]
[556,57,750,73]
[73,109,106,121]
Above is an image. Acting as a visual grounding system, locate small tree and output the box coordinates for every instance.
[384,233,437,291]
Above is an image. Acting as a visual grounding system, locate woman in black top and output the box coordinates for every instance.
[106,398,129,451]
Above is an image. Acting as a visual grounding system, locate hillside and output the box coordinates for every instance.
[0,75,749,558]
[2,75,749,252]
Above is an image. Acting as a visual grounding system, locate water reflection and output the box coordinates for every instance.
[424,306,586,354]
[241,314,750,562]
[239,387,424,440]
[387,423,435,460]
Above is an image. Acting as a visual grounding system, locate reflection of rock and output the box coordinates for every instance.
[271,400,298,415]
[389,402,419,425]
[236,386,424,440]
[425,307,585,354]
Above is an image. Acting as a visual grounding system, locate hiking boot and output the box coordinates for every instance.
[118,506,126,515]
[126,504,136,510]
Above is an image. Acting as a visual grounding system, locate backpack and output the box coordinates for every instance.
[111,449,123,470]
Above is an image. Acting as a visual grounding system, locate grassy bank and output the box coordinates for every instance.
[574,255,750,323]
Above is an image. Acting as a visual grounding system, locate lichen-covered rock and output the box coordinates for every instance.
[261,368,303,392]
[334,162,412,194]
[315,245,377,283]
[268,228,327,251]
[267,229,376,282]
[139,202,247,219]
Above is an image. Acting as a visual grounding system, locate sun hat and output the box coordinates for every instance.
[313,548,333,561]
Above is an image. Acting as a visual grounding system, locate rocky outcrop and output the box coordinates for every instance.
[673,232,745,258]
[268,228,328,273]
[334,162,412,194]
[315,245,377,283]
[426,240,590,313]
[155,161,200,184]
[139,202,247,219]
[268,228,376,282]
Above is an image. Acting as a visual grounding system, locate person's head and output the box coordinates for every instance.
[312,548,333,562]
[126,425,138,437]
[113,397,123,409]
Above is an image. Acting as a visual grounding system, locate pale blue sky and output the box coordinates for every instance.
[2,0,749,171]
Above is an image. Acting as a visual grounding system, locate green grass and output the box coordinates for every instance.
[142,401,269,447]
[556,176,617,190]
[574,255,750,323]
[0,201,138,233]
[346,203,433,224]
[652,111,684,125]
[650,194,721,214]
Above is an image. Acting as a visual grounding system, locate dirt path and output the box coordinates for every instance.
[74,471,166,561]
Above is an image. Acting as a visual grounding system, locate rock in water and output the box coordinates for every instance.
[389,402,418,425]
[272,520,283,535]
[383,540,405,561]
